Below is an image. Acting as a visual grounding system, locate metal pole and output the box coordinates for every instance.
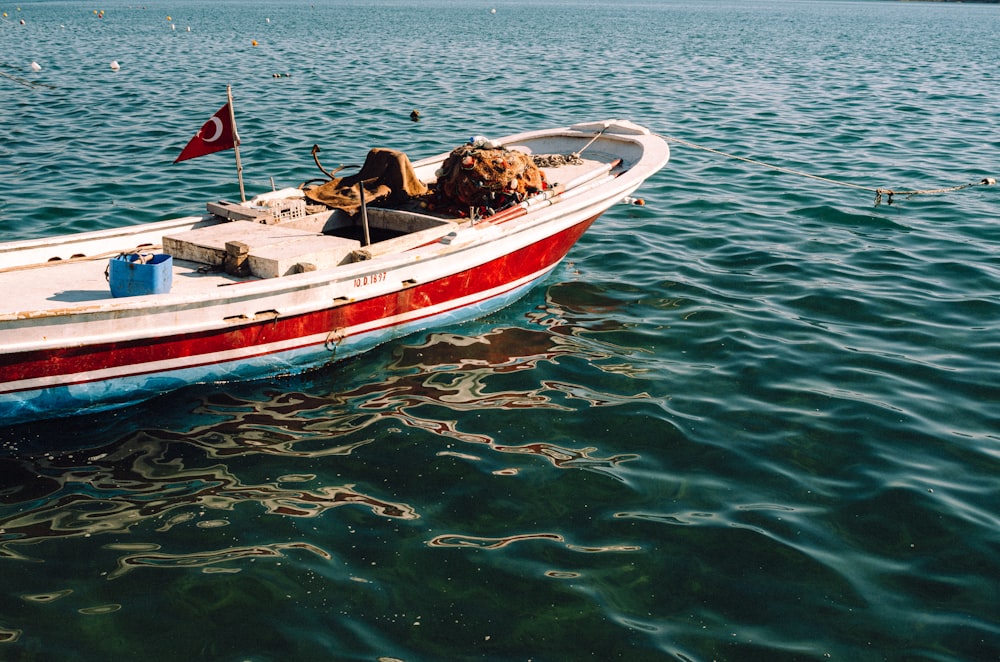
[227,85,246,202]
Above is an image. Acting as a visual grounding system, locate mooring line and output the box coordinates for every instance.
[659,133,995,207]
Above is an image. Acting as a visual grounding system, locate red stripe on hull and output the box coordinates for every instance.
[2,216,598,385]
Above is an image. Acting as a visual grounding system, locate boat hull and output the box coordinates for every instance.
[0,215,597,424]
[0,119,669,424]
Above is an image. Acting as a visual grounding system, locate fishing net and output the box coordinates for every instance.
[435,144,547,213]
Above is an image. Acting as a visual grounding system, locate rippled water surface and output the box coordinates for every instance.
[2,1,999,660]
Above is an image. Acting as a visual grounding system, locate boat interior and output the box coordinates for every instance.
[148,143,615,284]
[164,198,461,280]
[0,135,627,310]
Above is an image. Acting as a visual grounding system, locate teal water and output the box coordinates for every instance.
[2,1,999,660]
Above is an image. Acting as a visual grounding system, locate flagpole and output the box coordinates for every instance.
[227,85,246,202]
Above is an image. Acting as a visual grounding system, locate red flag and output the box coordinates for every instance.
[174,102,237,163]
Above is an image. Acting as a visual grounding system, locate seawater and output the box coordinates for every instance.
[1,1,998,660]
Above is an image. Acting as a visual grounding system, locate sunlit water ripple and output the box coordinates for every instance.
[1,1,998,660]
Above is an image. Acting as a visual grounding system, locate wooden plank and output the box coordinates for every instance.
[248,235,360,277]
[206,200,272,222]
[163,221,320,267]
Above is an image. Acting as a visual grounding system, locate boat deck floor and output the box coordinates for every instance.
[2,255,248,312]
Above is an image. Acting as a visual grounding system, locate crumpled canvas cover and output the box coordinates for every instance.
[436,145,546,211]
[304,148,428,215]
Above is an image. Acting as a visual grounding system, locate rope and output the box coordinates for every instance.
[532,153,584,168]
[574,122,611,158]
[0,60,56,90]
[0,70,55,90]
[533,123,612,168]
[660,134,995,207]
[0,246,162,274]
[872,180,995,207]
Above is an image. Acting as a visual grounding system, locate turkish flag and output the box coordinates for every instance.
[174,102,237,163]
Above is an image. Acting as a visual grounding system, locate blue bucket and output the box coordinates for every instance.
[108,253,173,297]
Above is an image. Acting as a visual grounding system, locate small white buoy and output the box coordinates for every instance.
[31,61,41,72]
[110,60,120,71]
[186,26,190,31]
[266,17,270,23]
[170,23,175,30]
[491,8,496,13]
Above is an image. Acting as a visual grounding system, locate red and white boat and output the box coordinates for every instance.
[0,120,669,424]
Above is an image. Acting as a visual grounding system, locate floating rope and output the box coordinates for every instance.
[660,134,995,207]
[0,69,55,90]
[0,60,56,90]
[872,180,996,207]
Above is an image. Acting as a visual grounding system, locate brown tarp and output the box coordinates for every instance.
[303,148,428,215]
